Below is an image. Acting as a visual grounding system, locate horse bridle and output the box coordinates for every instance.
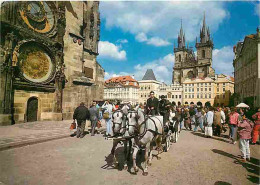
[126,110,141,136]
[112,110,126,136]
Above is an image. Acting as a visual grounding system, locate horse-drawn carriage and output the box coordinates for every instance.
[106,109,181,175]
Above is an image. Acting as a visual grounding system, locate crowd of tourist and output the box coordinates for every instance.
[72,93,260,162]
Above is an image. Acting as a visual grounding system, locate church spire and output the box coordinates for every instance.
[178,19,186,48]
[200,12,211,43]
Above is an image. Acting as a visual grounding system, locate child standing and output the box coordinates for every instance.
[237,115,254,162]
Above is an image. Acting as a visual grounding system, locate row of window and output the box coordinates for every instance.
[185,94,212,99]
[184,83,212,87]
[185,88,212,92]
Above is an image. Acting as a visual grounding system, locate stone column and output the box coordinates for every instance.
[0,33,16,125]
[53,51,65,121]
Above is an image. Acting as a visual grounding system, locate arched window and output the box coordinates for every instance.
[202,50,206,58]
[179,54,181,63]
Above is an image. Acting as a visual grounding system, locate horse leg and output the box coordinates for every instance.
[132,146,139,173]
[123,140,128,170]
[143,143,150,176]
[111,140,119,167]
[148,144,153,166]
[156,136,162,160]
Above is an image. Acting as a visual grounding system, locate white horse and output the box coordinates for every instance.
[110,110,130,169]
[127,110,163,176]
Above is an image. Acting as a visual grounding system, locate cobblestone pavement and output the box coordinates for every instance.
[0,128,259,185]
[0,120,106,151]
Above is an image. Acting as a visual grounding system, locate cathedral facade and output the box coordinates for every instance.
[0,1,104,125]
[173,15,215,84]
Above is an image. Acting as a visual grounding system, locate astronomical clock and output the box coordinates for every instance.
[19,1,57,36]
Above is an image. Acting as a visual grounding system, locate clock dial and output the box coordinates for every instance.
[18,43,54,83]
[20,1,56,34]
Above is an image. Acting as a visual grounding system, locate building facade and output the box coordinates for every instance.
[182,75,234,107]
[173,15,215,84]
[138,69,161,104]
[104,76,139,104]
[157,83,183,105]
[233,28,260,108]
[0,1,104,125]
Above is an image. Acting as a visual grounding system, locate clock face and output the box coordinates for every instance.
[20,2,56,34]
[18,43,54,83]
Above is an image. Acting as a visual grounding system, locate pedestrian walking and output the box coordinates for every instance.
[205,107,214,137]
[194,108,205,132]
[213,107,222,136]
[238,115,254,162]
[229,108,240,144]
[102,101,114,136]
[184,108,191,130]
[73,102,90,138]
[220,108,227,133]
[251,108,260,145]
[89,101,99,136]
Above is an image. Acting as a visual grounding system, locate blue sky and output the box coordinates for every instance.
[97,1,260,84]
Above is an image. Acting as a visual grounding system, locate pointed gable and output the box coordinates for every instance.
[142,69,157,81]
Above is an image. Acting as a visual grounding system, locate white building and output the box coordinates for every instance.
[104,76,139,104]
[157,83,183,105]
[138,69,161,104]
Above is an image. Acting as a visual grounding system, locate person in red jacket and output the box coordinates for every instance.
[237,115,254,162]
[229,108,240,144]
[251,108,260,145]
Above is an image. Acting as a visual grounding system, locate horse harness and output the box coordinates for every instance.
[112,110,126,137]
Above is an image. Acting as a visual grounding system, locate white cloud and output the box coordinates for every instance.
[135,32,148,42]
[104,71,131,80]
[99,41,127,61]
[146,37,171,47]
[104,53,175,84]
[212,46,234,76]
[100,1,228,42]
[116,39,128,44]
[133,53,175,84]
[135,32,171,47]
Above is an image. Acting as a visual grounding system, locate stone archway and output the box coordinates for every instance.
[205,101,211,107]
[27,97,38,122]
[197,101,202,106]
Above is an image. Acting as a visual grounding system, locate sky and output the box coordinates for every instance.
[97,0,260,84]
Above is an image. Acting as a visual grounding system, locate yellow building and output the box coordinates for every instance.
[183,74,234,107]
[138,69,161,104]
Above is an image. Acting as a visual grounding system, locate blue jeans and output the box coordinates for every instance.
[194,121,204,132]
[229,124,238,141]
[105,118,112,135]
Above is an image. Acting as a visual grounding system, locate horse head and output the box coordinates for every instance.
[126,110,145,136]
[112,110,125,135]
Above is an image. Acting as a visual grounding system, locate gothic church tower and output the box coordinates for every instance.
[195,14,214,78]
[172,21,189,84]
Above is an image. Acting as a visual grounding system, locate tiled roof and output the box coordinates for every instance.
[105,76,139,88]
[142,69,157,80]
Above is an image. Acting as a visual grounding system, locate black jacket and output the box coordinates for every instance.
[146,97,159,115]
[73,105,90,121]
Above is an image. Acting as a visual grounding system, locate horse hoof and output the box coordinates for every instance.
[134,168,139,173]
[124,165,128,170]
[148,162,152,166]
[143,172,148,176]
